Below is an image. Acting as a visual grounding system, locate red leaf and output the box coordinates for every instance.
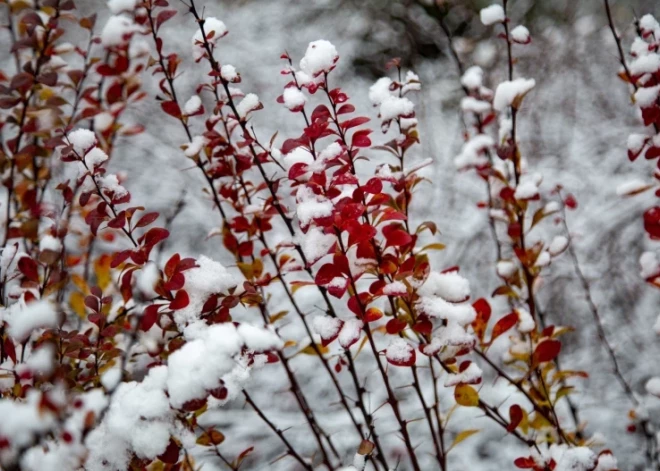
[490,312,518,343]
[158,439,181,464]
[18,257,39,282]
[340,116,370,130]
[507,404,523,432]
[412,317,432,335]
[3,338,16,364]
[386,318,407,335]
[169,290,190,310]
[363,177,383,194]
[644,207,660,239]
[136,212,159,228]
[363,307,383,323]
[161,101,182,119]
[165,253,181,278]
[111,250,132,268]
[156,9,177,30]
[337,104,355,115]
[513,457,535,469]
[140,304,160,331]
[533,339,561,365]
[351,129,372,148]
[142,227,170,248]
[385,229,413,247]
[315,263,339,286]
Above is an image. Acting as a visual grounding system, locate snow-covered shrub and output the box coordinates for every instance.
[0,0,654,470]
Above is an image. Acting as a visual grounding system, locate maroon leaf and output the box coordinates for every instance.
[507,404,523,432]
[17,257,39,282]
[161,101,182,119]
[156,9,177,30]
[136,212,159,228]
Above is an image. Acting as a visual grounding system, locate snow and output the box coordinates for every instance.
[183,95,202,115]
[312,316,343,340]
[99,174,129,200]
[0,391,58,457]
[418,271,471,302]
[385,338,415,364]
[548,235,569,256]
[192,17,228,61]
[616,178,650,196]
[645,377,660,397]
[85,147,109,169]
[5,300,58,342]
[547,444,597,471]
[379,96,414,123]
[237,323,282,351]
[298,227,336,264]
[461,66,484,90]
[516,308,535,333]
[630,53,660,76]
[39,235,61,253]
[493,78,536,111]
[369,77,393,105]
[444,361,482,386]
[86,366,173,470]
[94,112,114,133]
[101,15,139,48]
[107,0,137,14]
[480,4,506,26]
[634,85,660,107]
[220,64,238,82]
[497,260,517,278]
[595,453,618,471]
[417,295,476,326]
[185,135,206,157]
[283,147,314,170]
[295,186,334,228]
[282,87,307,111]
[338,319,363,348]
[654,314,660,335]
[24,345,55,376]
[454,134,494,170]
[639,251,660,278]
[299,40,339,77]
[511,25,531,44]
[514,179,539,200]
[382,281,407,296]
[627,133,648,155]
[461,96,491,114]
[534,250,551,268]
[68,129,96,155]
[236,93,261,119]
[173,255,237,331]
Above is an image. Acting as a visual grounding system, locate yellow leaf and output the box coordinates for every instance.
[283,340,297,348]
[196,429,225,446]
[253,259,264,279]
[297,343,329,356]
[454,384,479,407]
[70,291,86,318]
[448,429,480,452]
[420,243,446,252]
[354,335,370,359]
[71,273,88,294]
[291,281,315,294]
[94,254,112,290]
[269,310,289,323]
[236,262,254,280]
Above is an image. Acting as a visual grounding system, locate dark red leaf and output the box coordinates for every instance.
[161,101,182,119]
[169,290,189,310]
[17,257,39,282]
[315,263,339,286]
[136,212,159,228]
[507,404,523,432]
[533,339,561,365]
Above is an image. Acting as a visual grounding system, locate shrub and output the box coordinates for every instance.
[0,1,657,470]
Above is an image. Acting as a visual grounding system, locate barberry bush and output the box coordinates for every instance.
[0,0,658,470]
